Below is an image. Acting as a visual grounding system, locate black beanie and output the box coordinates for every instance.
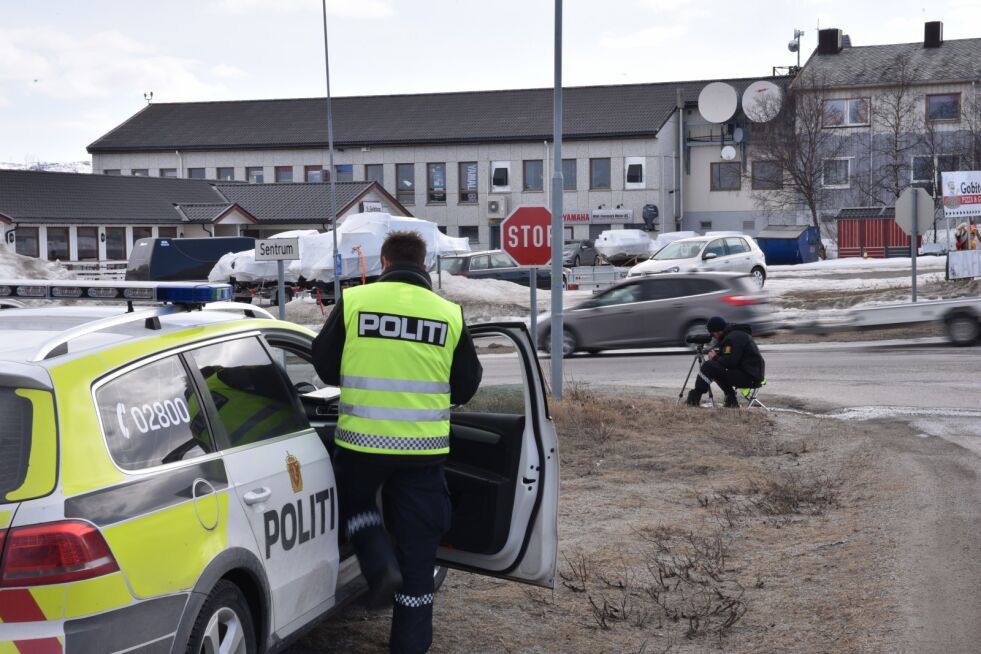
[707,316,727,333]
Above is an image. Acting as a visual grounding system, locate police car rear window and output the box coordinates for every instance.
[0,389,32,498]
[97,356,214,471]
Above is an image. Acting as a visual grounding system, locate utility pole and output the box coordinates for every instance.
[321,0,341,303]
[550,0,564,400]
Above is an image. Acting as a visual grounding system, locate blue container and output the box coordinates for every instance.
[755,225,821,265]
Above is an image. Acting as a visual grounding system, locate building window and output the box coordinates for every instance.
[710,162,741,191]
[76,227,99,261]
[275,166,293,183]
[427,163,446,203]
[562,159,576,190]
[187,168,206,179]
[246,167,264,183]
[396,164,415,204]
[458,225,479,245]
[913,154,959,193]
[131,169,148,177]
[822,158,850,188]
[523,160,544,192]
[105,227,127,260]
[742,220,756,232]
[459,162,478,203]
[490,161,510,192]
[365,164,384,185]
[15,226,39,257]
[304,165,323,182]
[822,98,870,127]
[158,227,178,238]
[699,221,713,231]
[159,168,177,178]
[926,94,960,122]
[103,169,120,176]
[624,157,645,189]
[132,227,153,244]
[46,227,69,261]
[751,160,783,190]
[335,164,354,182]
[217,167,235,181]
[590,158,611,189]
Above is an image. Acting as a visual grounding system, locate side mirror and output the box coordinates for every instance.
[703,252,718,260]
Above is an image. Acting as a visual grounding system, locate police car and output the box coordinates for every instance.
[0,280,559,653]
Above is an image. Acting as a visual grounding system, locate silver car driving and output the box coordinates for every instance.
[538,272,773,356]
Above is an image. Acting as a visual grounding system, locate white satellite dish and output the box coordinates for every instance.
[720,146,737,161]
[742,80,783,123]
[697,82,738,124]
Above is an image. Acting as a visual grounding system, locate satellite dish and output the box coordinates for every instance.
[742,80,783,123]
[788,40,800,53]
[698,82,738,124]
[732,127,745,144]
[720,146,737,161]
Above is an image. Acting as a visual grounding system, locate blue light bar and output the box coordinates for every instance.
[0,280,233,305]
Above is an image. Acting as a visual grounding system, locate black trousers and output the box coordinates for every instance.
[693,359,757,397]
[334,448,452,654]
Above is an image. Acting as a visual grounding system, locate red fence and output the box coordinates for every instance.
[837,217,922,258]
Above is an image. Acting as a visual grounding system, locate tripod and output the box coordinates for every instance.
[678,345,715,407]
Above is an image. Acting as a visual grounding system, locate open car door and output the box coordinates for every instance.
[437,323,559,589]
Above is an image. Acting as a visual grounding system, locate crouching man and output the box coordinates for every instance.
[686,316,764,408]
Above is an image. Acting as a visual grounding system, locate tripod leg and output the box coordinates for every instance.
[678,354,700,402]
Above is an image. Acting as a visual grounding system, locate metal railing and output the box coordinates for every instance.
[62,260,129,280]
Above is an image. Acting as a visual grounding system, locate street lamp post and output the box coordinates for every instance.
[321,0,341,303]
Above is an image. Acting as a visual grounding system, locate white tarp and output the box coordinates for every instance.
[941,170,981,218]
[649,231,697,255]
[593,229,652,261]
[208,214,470,284]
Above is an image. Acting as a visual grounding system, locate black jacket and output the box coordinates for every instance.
[714,324,765,383]
[311,265,483,463]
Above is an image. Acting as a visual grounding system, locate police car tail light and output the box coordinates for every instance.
[721,294,759,307]
[0,521,119,587]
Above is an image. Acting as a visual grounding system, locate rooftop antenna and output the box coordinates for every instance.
[143,91,153,105]
[787,29,805,69]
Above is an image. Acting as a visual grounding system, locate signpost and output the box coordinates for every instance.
[895,186,932,303]
[501,207,553,353]
[255,237,300,319]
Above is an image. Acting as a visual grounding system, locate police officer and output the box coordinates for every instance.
[686,316,764,408]
[313,231,482,654]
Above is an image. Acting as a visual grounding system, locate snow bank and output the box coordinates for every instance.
[0,245,74,279]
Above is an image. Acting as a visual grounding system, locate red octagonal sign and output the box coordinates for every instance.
[501,206,553,267]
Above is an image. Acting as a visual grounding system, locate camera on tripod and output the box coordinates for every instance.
[685,333,713,346]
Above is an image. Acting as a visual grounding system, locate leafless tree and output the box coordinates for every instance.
[746,71,851,258]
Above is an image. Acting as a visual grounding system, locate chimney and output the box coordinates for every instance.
[817,28,843,55]
[842,34,852,48]
[924,21,943,48]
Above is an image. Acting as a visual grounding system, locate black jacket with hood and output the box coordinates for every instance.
[714,324,765,383]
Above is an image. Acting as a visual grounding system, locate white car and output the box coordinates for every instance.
[628,235,768,287]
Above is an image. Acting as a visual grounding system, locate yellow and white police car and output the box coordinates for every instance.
[0,280,559,654]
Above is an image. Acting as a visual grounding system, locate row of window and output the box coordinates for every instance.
[822,93,962,128]
[14,225,174,260]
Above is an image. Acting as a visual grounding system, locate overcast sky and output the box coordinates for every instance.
[2,0,980,163]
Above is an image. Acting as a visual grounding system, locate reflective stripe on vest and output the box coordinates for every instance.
[337,281,462,456]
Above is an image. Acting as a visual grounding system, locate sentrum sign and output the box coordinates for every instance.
[501,206,552,267]
[255,238,300,261]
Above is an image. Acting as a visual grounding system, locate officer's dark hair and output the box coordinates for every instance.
[381,231,427,268]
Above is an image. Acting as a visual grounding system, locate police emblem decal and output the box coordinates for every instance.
[286,453,303,493]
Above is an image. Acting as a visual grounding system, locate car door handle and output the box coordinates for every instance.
[243,487,272,505]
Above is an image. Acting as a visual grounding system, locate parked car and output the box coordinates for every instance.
[440,250,568,289]
[537,272,774,356]
[628,235,768,287]
[563,240,599,266]
[126,236,256,282]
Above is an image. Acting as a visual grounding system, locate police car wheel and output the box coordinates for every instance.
[187,580,257,654]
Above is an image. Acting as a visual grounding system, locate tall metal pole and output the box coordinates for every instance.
[322,0,341,303]
[549,0,564,400]
[911,193,918,303]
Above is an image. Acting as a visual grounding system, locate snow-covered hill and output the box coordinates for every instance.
[0,161,91,174]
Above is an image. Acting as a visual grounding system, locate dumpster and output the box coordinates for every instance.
[755,224,821,265]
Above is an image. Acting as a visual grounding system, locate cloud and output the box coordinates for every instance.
[0,95,9,108]
[212,0,395,18]
[210,63,247,79]
[600,25,687,49]
[0,27,232,102]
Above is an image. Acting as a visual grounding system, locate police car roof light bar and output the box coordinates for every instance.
[0,280,234,305]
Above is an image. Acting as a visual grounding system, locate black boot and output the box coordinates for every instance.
[723,392,739,409]
[685,390,702,407]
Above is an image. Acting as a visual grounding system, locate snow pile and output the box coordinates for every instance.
[0,245,74,279]
[1,162,91,174]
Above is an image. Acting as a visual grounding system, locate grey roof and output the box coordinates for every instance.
[836,206,895,220]
[799,37,981,88]
[0,169,221,224]
[0,169,391,226]
[87,78,767,153]
[216,182,378,223]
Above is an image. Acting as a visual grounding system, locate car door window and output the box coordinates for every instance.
[269,345,325,393]
[593,283,643,307]
[490,252,518,269]
[470,255,491,271]
[643,279,686,300]
[704,239,726,258]
[681,278,723,296]
[725,237,750,254]
[96,355,212,470]
[185,337,309,448]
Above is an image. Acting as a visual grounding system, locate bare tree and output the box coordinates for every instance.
[746,72,851,258]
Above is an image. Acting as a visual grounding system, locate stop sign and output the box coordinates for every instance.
[501,206,552,266]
